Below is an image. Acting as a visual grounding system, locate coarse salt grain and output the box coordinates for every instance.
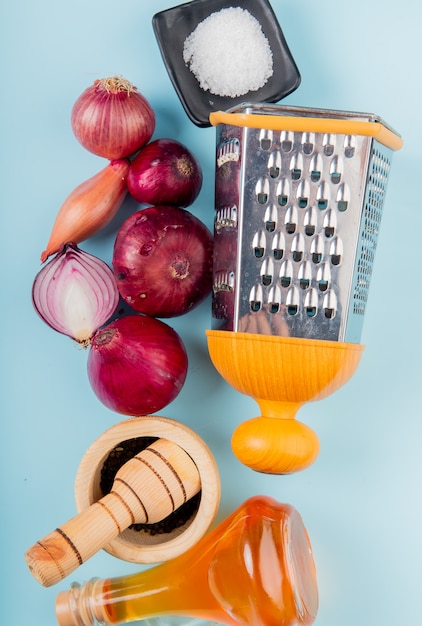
[183,7,273,98]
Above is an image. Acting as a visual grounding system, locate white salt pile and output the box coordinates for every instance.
[183,7,273,98]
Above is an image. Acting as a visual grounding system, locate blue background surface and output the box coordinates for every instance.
[1,1,420,625]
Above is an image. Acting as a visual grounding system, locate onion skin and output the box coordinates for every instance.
[87,315,188,415]
[41,159,129,263]
[71,76,156,160]
[127,138,203,208]
[112,206,213,318]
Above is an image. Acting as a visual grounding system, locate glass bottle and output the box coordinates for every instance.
[56,495,318,626]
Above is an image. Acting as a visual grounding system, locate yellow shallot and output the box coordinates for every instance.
[41,159,129,263]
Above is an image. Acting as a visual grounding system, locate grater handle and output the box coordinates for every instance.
[209,111,403,151]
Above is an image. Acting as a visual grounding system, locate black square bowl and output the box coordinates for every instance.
[152,0,301,127]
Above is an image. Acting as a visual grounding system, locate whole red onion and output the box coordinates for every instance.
[127,138,203,208]
[113,206,213,318]
[71,76,156,160]
[87,314,188,415]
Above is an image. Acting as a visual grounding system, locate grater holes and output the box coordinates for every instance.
[259,129,273,151]
[323,133,336,156]
[249,285,263,312]
[276,179,289,206]
[323,291,337,319]
[285,206,298,234]
[286,287,299,315]
[272,232,285,260]
[304,207,318,237]
[215,205,238,231]
[267,151,282,179]
[304,289,318,317]
[256,177,270,205]
[330,237,343,266]
[252,230,266,258]
[301,132,315,155]
[344,135,356,158]
[279,260,293,288]
[268,285,282,314]
[310,236,324,264]
[330,156,343,184]
[336,183,350,212]
[260,258,274,286]
[323,209,337,238]
[213,270,235,293]
[316,182,330,211]
[281,130,294,153]
[297,180,310,208]
[309,153,323,182]
[291,232,305,262]
[290,153,303,180]
[298,261,312,290]
[317,264,331,292]
[264,204,278,232]
[216,138,240,167]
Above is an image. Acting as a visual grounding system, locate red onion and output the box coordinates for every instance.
[32,243,119,346]
[87,314,188,415]
[127,138,203,208]
[71,76,156,160]
[112,206,213,318]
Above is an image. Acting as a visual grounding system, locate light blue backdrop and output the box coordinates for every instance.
[1,1,420,625]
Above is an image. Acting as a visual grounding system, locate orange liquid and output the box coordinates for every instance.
[61,496,318,626]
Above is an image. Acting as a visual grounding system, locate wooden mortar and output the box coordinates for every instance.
[26,416,221,586]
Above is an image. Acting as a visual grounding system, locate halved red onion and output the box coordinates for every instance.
[87,314,188,415]
[112,205,213,318]
[32,242,119,346]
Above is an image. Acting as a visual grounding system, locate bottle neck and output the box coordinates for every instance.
[56,579,106,626]
[56,548,230,626]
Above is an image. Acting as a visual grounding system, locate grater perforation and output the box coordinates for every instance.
[211,104,400,343]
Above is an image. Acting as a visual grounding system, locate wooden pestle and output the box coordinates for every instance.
[25,438,201,588]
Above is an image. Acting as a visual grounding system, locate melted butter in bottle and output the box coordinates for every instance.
[56,495,318,626]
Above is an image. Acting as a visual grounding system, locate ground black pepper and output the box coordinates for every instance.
[100,436,201,535]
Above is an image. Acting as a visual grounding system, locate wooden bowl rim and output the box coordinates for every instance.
[74,416,221,564]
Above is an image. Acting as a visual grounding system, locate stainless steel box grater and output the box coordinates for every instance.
[210,104,402,343]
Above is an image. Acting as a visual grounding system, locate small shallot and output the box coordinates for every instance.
[87,314,188,415]
[71,76,156,160]
[32,242,119,346]
[41,159,129,263]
